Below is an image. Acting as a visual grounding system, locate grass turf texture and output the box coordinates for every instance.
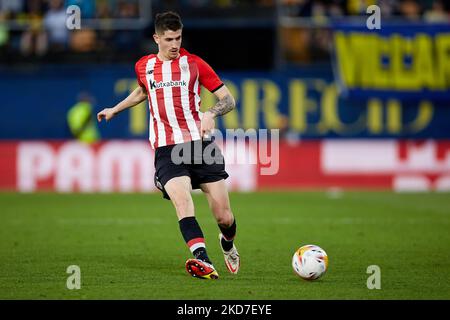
[0,191,449,300]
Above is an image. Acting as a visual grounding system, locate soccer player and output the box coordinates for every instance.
[97,11,239,280]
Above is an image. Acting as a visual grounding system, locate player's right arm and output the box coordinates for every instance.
[97,86,147,122]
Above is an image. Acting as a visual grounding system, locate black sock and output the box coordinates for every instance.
[219,218,236,251]
[179,216,211,264]
[193,247,209,263]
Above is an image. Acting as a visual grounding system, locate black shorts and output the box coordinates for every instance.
[154,139,229,200]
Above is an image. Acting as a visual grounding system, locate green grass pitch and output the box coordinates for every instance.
[0,191,449,299]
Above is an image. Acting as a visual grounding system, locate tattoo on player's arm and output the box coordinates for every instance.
[208,94,235,117]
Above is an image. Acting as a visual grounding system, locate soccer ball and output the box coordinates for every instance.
[292,244,328,280]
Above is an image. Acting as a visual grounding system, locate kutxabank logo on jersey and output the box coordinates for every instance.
[149,80,187,91]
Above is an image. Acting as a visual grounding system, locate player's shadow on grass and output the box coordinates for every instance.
[117,254,184,277]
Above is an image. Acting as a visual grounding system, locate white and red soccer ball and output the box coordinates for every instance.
[292,245,328,280]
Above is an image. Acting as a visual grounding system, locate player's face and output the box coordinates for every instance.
[154,29,182,60]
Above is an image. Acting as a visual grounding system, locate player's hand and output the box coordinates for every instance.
[201,111,215,138]
[97,108,116,122]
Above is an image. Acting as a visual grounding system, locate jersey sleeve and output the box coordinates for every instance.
[194,55,224,93]
[135,60,146,89]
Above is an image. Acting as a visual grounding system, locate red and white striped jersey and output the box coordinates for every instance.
[135,48,223,149]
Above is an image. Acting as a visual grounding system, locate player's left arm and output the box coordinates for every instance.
[201,85,235,137]
[208,85,236,117]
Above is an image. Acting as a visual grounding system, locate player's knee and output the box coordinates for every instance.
[216,209,234,227]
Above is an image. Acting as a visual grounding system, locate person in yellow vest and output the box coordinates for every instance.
[67,93,100,143]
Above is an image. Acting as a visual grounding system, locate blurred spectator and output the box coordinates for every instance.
[0,11,8,57]
[114,0,141,52]
[43,0,68,53]
[94,0,115,58]
[67,92,100,144]
[380,0,397,18]
[281,26,310,62]
[281,0,346,18]
[19,0,47,57]
[311,1,327,24]
[69,28,96,52]
[347,0,377,15]
[96,0,113,18]
[281,0,313,17]
[398,0,422,20]
[0,0,24,18]
[116,0,139,19]
[328,1,344,17]
[424,0,448,23]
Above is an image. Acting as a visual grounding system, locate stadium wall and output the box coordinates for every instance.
[1,140,449,192]
[1,65,450,140]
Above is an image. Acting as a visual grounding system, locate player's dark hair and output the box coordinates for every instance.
[154,11,183,35]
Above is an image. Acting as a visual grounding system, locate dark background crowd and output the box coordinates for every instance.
[0,0,448,69]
